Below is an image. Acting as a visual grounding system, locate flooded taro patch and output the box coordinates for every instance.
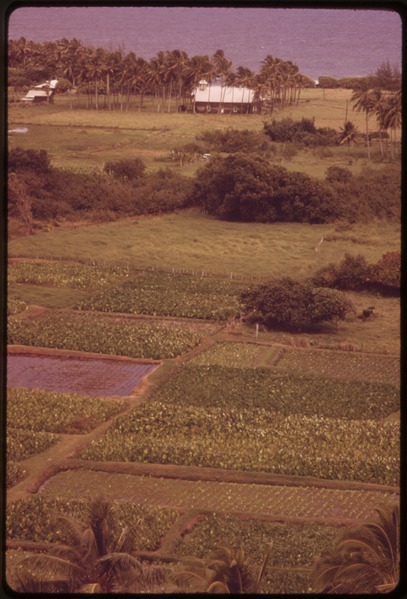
[7,354,158,397]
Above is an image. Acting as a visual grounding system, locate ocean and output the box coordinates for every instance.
[7,5,402,81]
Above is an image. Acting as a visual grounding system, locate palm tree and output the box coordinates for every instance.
[351,85,377,158]
[381,90,402,159]
[212,49,233,114]
[12,497,171,593]
[312,504,399,594]
[337,120,359,154]
[174,542,272,593]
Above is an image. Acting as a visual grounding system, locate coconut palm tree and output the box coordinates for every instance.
[337,120,359,154]
[381,90,402,159]
[312,504,399,594]
[11,496,171,593]
[351,85,378,158]
[212,49,233,114]
[174,542,272,593]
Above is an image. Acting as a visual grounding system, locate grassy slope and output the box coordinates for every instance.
[8,210,400,279]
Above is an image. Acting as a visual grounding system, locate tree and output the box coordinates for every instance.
[351,84,377,158]
[12,497,172,593]
[337,121,359,153]
[241,278,353,331]
[312,504,399,593]
[103,158,146,181]
[174,543,272,593]
[8,172,33,235]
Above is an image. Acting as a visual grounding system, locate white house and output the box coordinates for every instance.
[192,79,262,114]
[21,79,58,103]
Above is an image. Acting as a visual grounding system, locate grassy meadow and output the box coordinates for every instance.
[8,87,397,178]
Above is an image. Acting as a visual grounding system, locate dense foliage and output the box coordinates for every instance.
[263,118,337,146]
[8,149,193,224]
[7,387,125,434]
[312,251,400,296]
[78,398,399,485]
[241,278,353,330]
[189,154,340,224]
[7,311,204,359]
[6,495,179,550]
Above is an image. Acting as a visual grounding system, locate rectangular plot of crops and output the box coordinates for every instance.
[274,349,400,385]
[7,354,158,397]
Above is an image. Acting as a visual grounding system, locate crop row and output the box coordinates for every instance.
[77,270,249,320]
[173,512,341,593]
[7,312,205,359]
[5,495,179,551]
[188,341,265,367]
[7,388,126,434]
[78,401,399,485]
[150,364,400,420]
[8,261,131,290]
[275,348,400,386]
[6,463,27,488]
[7,428,59,462]
[7,299,28,316]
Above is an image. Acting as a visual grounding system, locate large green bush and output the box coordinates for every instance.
[241,278,353,330]
[189,154,340,224]
[312,252,400,296]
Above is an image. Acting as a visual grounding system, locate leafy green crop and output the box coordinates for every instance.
[151,365,400,419]
[7,428,59,461]
[7,388,126,433]
[8,261,131,290]
[77,270,249,320]
[7,462,27,488]
[7,299,28,316]
[6,495,179,551]
[8,312,204,359]
[78,401,399,485]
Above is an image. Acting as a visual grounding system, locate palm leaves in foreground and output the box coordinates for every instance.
[312,504,399,594]
[174,541,272,593]
[12,496,172,593]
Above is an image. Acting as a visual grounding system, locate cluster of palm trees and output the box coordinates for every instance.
[8,37,315,113]
[9,497,399,594]
[337,86,401,159]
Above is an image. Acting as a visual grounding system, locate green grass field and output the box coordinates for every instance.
[8,209,400,279]
[8,88,398,178]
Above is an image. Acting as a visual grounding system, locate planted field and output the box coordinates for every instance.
[8,261,131,290]
[6,495,179,551]
[273,348,400,385]
[78,270,249,320]
[7,388,126,433]
[7,311,212,359]
[188,341,266,366]
[150,365,399,419]
[7,355,158,397]
[78,400,399,485]
[7,429,59,462]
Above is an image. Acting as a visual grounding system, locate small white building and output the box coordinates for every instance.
[192,79,262,114]
[21,79,58,103]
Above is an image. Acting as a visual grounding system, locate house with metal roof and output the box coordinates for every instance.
[192,79,262,114]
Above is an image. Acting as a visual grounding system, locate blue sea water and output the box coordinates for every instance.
[7,5,402,81]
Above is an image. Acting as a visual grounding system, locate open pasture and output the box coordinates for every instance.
[8,212,400,280]
[8,87,395,178]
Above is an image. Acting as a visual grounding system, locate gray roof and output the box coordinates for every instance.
[193,85,255,104]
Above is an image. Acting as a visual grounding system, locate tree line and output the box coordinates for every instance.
[7,37,322,112]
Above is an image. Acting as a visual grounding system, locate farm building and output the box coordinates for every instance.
[192,79,262,114]
[21,79,58,103]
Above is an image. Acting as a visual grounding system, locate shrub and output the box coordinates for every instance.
[8,148,51,174]
[312,252,400,296]
[103,158,146,181]
[197,128,270,153]
[325,166,353,184]
[241,278,353,330]
[312,253,369,291]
